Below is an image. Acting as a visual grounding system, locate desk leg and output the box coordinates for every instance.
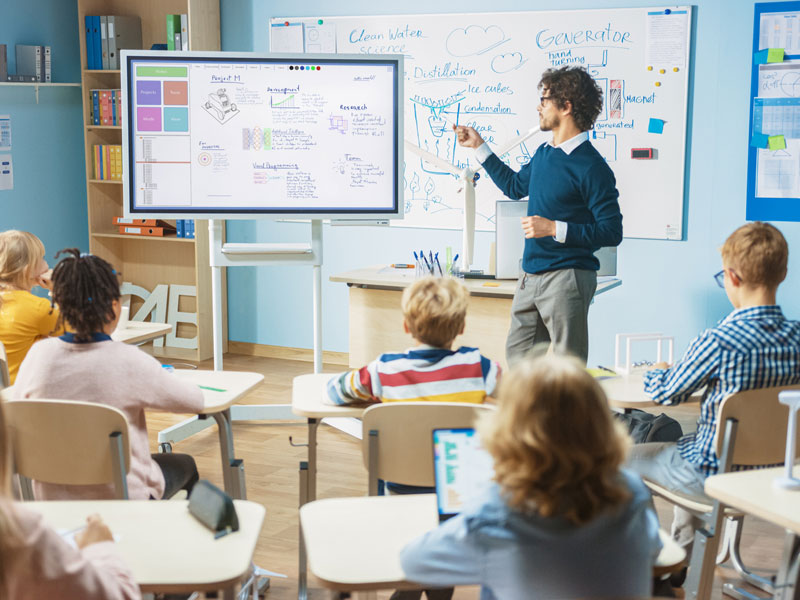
[308,418,319,502]
[212,410,247,500]
[776,532,800,600]
[299,461,309,600]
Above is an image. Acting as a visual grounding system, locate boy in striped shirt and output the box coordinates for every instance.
[628,222,800,554]
[327,276,500,406]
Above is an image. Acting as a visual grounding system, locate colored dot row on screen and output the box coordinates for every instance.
[289,66,321,71]
[283,19,324,25]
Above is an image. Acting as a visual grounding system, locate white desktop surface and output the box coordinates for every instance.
[27,499,265,592]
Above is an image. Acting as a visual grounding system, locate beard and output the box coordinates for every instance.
[539,112,559,132]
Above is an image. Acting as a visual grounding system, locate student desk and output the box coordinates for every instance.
[331,266,621,370]
[599,370,702,411]
[27,499,265,599]
[173,369,264,500]
[705,467,800,600]
[111,321,172,345]
[300,494,686,597]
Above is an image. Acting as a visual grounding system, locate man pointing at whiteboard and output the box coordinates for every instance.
[454,66,622,365]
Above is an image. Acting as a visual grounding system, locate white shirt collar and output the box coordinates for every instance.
[546,130,589,155]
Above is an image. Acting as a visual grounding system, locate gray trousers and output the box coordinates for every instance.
[626,442,710,549]
[506,268,597,366]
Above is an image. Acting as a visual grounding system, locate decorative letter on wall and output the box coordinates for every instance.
[166,284,198,349]
[120,282,198,350]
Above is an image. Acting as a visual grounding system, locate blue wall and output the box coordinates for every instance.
[0,0,88,282]
[220,0,800,367]
[5,2,798,366]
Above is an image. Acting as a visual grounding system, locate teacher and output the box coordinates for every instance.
[454,66,622,365]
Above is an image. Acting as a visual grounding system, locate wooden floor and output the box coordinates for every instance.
[145,353,787,599]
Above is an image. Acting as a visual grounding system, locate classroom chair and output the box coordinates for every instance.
[4,399,131,500]
[361,401,494,496]
[0,341,9,389]
[643,385,800,600]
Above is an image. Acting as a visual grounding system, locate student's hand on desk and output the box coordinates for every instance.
[452,124,484,149]
[75,514,114,548]
[650,361,670,370]
[521,215,556,238]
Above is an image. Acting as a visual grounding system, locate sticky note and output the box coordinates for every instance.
[754,49,769,65]
[768,48,785,63]
[482,282,500,287]
[750,132,769,148]
[648,118,665,134]
[768,135,787,151]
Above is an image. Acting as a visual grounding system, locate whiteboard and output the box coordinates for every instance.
[121,50,402,219]
[272,7,692,239]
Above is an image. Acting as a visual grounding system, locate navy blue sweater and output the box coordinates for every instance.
[483,140,623,274]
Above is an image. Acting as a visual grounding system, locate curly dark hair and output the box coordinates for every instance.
[51,248,120,342]
[539,66,604,132]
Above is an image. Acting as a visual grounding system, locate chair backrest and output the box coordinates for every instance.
[0,341,9,389]
[715,385,800,468]
[4,399,131,498]
[361,402,494,491]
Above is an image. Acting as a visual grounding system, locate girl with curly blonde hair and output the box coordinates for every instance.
[401,353,662,599]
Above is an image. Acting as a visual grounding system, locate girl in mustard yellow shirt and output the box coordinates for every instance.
[0,231,61,384]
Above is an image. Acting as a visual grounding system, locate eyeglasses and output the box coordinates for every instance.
[713,268,743,288]
[539,95,554,106]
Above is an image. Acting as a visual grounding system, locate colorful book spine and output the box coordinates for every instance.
[91,90,100,125]
[113,145,122,180]
[166,14,180,51]
[85,16,95,69]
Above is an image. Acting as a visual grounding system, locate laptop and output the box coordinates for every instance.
[432,428,495,522]
[495,200,618,279]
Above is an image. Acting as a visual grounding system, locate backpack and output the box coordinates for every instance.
[613,408,683,444]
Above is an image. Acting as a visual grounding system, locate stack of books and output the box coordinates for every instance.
[90,89,122,125]
[113,217,177,238]
[93,145,122,180]
[166,14,189,51]
[84,15,142,70]
[8,44,51,82]
[175,220,195,239]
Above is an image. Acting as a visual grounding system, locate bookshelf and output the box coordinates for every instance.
[76,0,225,361]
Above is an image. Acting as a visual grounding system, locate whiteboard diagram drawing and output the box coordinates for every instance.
[274,7,692,239]
[203,88,239,124]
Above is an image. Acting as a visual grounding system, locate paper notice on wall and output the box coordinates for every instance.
[304,23,337,53]
[0,115,11,150]
[270,22,305,53]
[756,139,800,197]
[645,10,689,68]
[0,154,13,190]
[760,11,800,54]
[757,62,800,99]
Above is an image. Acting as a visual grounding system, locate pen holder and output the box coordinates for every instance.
[774,390,800,491]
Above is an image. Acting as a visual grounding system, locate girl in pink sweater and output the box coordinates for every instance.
[13,249,204,500]
[0,401,140,600]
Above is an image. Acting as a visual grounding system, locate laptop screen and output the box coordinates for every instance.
[432,428,495,519]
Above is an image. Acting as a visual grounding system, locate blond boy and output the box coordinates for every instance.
[628,222,800,548]
[326,276,500,405]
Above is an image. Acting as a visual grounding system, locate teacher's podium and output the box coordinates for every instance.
[331,266,621,371]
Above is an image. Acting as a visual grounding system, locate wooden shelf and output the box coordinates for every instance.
[0,81,81,103]
[78,0,223,361]
[92,232,195,243]
[0,82,80,87]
